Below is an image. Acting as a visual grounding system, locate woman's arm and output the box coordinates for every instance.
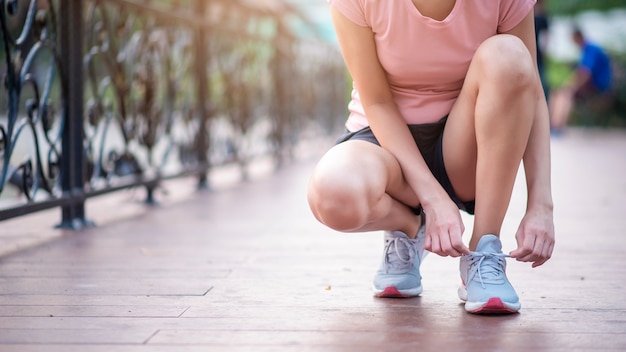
[330,7,468,256]
[502,12,555,267]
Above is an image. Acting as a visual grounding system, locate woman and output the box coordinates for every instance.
[307,0,555,314]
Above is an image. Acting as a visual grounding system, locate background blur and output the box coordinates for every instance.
[0,0,624,225]
[0,0,348,223]
[541,0,626,127]
[307,0,626,127]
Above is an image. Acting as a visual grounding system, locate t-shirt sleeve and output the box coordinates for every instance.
[328,0,368,27]
[498,0,536,33]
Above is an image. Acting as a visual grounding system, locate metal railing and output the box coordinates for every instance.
[0,0,346,227]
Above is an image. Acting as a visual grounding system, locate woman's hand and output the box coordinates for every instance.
[423,196,469,257]
[509,207,555,267]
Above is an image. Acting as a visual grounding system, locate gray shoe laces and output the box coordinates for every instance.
[384,237,418,273]
[466,252,510,288]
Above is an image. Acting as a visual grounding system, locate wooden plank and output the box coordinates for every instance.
[0,328,154,344]
[0,277,212,296]
[0,130,624,350]
[0,345,317,352]
[148,329,626,350]
[0,305,188,318]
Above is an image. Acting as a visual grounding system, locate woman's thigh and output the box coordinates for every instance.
[442,34,536,202]
[441,64,480,202]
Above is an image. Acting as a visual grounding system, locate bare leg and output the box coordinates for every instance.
[307,140,422,238]
[442,35,537,250]
[549,88,575,130]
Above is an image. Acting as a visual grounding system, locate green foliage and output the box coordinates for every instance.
[546,58,575,90]
[546,0,626,15]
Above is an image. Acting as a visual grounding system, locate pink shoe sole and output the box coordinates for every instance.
[467,297,519,315]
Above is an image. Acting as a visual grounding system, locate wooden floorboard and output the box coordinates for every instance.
[0,129,625,351]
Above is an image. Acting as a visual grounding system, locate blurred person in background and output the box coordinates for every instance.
[534,0,550,99]
[549,27,613,133]
[308,0,555,314]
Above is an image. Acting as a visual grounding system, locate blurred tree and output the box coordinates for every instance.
[547,0,626,15]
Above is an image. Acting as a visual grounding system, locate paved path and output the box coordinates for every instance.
[0,128,625,351]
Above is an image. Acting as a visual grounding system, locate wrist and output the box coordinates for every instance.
[418,186,452,211]
[526,197,554,214]
[525,182,553,214]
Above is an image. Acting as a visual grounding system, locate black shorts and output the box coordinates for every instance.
[335,117,475,215]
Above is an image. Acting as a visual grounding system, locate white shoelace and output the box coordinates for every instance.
[384,237,418,273]
[466,252,510,288]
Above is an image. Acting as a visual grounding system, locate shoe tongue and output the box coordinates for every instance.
[476,234,502,254]
[384,231,416,272]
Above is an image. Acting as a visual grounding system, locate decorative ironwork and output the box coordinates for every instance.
[0,0,346,225]
[0,0,63,211]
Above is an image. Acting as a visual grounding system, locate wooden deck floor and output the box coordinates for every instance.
[0,128,625,351]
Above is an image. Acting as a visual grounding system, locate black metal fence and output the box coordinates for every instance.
[0,0,346,227]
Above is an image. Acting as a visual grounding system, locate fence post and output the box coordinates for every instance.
[58,0,89,229]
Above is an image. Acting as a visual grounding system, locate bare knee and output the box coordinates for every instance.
[307,169,369,232]
[308,141,405,232]
[307,145,380,231]
[474,35,536,93]
[472,35,538,134]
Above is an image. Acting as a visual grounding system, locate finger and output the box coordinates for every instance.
[509,234,526,259]
[450,224,469,255]
[511,248,534,262]
[509,246,529,259]
[424,233,432,251]
[521,238,552,265]
[541,238,555,259]
[526,235,546,262]
[519,248,539,263]
[443,236,463,257]
[533,240,555,268]
[532,252,550,267]
[532,258,547,268]
[511,233,536,260]
[429,232,444,257]
[452,241,470,256]
[436,228,460,257]
[444,245,462,257]
[523,232,537,256]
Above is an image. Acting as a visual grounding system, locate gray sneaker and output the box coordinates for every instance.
[458,234,520,314]
[372,226,426,298]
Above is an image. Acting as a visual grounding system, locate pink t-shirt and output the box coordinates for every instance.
[329,0,536,131]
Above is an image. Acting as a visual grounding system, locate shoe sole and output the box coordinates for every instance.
[458,286,520,314]
[373,285,422,298]
[464,297,521,314]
